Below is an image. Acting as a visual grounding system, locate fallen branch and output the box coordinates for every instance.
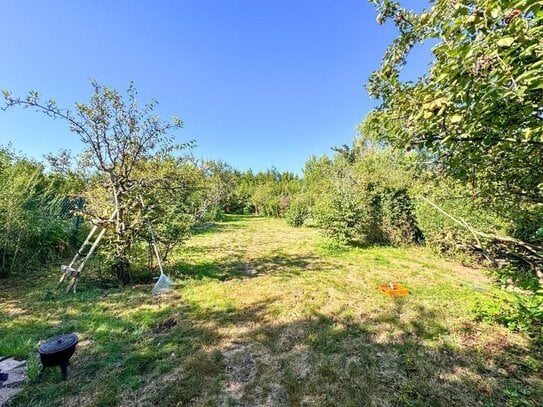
[419,196,543,285]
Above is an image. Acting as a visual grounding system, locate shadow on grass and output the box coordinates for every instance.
[190,215,258,237]
[1,288,229,406]
[3,282,542,407]
[2,213,541,406]
[220,214,263,223]
[167,253,331,281]
[137,297,542,406]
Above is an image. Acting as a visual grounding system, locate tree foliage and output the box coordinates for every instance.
[363,0,543,208]
[302,142,423,246]
[361,0,543,286]
[3,81,193,282]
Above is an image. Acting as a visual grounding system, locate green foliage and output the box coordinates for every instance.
[3,81,191,283]
[381,188,422,246]
[81,155,236,283]
[0,148,76,277]
[285,195,311,227]
[226,170,257,214]
[200,160,239,220]
[304,143,422,247]
[190,166,303,219]
[413,180,509,254]
[362,0,543,292]
[364,0,543,226]
[252,179,282,217]
[475,293,543,345]
[315,189,376,245]
[315,187,421,247]
[510,208,543,244]
[472,243,541,346]
[248,169,301,217]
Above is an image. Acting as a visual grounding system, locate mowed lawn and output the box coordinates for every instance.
[1,216,541,406]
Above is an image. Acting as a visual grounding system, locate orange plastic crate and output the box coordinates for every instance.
[378,284,409,297]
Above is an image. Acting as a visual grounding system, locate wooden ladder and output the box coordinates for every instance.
[58,209,118,293]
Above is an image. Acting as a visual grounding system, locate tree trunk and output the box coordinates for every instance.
[112,256,130,284]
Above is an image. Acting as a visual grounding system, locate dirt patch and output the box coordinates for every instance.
[152,317,178,334]
[219,342,291,407]
[219,343,256,406]
[278,326,305,352]
[222,344,256,386]
[374,349,404,382]
[265,383,288,407]
[287,348,312,379]
[243,263,257,276]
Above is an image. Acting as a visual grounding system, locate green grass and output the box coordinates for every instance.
[1,215,541,406]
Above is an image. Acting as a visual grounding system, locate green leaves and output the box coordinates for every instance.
[450,114,462,124]
[497,36,515,47]
[364,0,543,210]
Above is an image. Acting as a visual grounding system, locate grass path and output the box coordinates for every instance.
[1,216,541,406]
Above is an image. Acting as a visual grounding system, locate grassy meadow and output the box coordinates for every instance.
[1,215,541,406]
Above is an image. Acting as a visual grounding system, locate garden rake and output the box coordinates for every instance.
[138,196,176,295]
[58,209,118,293]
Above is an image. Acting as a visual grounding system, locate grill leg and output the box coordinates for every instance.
[60,363,68,381]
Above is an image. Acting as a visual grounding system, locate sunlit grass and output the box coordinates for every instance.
[0,215,541,406]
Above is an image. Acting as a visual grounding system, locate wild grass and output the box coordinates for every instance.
[0,215,541,406]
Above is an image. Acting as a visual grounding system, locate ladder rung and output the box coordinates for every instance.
[61,265,78,277]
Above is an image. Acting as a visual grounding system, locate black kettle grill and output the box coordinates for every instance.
[38,333,78,381]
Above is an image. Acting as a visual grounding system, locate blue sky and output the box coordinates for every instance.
[0,0,431,173]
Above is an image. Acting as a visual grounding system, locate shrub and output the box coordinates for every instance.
[0,149,74,277]
[300,143,424,247]
[315,191,380,246]
[381,188,422,246]
[475,294,543,345]
[315,187,421,247]
[509,208,543,245]
[285,196,311,227]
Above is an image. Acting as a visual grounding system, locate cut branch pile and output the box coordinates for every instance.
[421,196,543,287]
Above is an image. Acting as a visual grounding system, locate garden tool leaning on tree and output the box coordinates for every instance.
[138,195,176,295]
[58,209,118,293]
[58,197,175,295]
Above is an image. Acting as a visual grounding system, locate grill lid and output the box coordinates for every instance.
[39,334,78,354]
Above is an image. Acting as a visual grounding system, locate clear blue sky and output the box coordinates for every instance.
[0,0,430,173]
